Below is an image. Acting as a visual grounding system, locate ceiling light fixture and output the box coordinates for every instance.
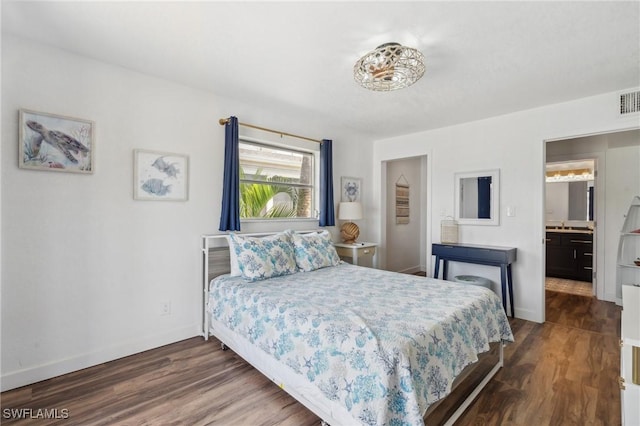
[354,42,425,91]
[545,168,594,182]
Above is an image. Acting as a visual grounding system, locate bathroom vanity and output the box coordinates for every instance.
[545,229,593,282]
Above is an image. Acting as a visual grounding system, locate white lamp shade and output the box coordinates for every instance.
[339,202,363,221]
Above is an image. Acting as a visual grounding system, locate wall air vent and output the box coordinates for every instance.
[619,91,640,115]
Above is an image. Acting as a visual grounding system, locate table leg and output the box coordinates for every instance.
[442,260,449,281]
[434,256,441,279]
[500,265,508,316]
[507,264,514,318]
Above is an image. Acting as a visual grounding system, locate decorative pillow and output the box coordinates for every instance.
[225,235,241,277]
[292,230,341,272]
[228,231,297,281]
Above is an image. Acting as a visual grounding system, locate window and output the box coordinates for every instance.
[239,140,316,219]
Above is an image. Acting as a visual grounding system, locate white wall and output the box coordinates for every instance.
[385,157,422,273]
[373,91,640,322]
[0,35,373,391]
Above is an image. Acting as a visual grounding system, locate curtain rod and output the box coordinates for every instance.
[218,118,322,144]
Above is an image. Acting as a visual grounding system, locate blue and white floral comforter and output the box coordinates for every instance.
[208,263,514,425]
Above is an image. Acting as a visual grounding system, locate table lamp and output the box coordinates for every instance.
[339,202,363,243]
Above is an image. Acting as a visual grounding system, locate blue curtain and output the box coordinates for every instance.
[319,139,335,226]
[477,176,492,219]
[218,117,241,231]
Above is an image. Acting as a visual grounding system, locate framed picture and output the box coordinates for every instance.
[395,183,410,225]
[341,176,362,202]
[19,109,95,173]
[133,149,189,201]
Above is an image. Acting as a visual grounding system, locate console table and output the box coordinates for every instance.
[432,243,517,317]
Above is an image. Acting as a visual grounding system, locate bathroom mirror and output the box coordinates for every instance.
[545,180,594,222]
[454,169,500,225]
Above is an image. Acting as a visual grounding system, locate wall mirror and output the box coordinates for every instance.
[546,180,594,222]
[454,169,500,225]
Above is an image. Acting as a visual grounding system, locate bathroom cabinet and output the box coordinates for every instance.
[545,231,593,282]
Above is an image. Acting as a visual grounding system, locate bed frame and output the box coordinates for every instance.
[201,232,504,425]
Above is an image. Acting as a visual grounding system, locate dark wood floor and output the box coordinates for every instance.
[1,290,621,425]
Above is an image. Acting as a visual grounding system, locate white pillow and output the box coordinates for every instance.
[292,230,341,272]
[225,235,241,277]
[228,231,297,281]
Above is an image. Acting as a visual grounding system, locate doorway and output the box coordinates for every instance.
[544,129,640,305]
[382,155,428,274]
[544,159,596,297]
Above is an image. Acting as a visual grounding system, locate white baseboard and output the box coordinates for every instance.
[1,324,198,392]
[514,307,542,323]
[396,265,423,275]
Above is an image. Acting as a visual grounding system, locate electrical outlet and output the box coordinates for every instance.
[160,302,171,316]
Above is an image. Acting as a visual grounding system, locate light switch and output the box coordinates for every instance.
[506,206,516,217]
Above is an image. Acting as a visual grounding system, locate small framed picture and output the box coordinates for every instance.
[341,176,362,202]
[19,109,95,173]
[133,149,189,201]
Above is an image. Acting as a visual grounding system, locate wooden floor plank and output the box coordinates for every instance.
[1,290,621,425]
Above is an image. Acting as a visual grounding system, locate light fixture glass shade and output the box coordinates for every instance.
[339,202,363,220]
[354,42,425,91]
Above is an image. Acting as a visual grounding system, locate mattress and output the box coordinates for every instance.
[207,263,513,425]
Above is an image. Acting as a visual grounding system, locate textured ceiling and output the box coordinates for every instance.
[3,1,639,139]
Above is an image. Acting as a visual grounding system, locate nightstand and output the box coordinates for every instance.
[333,242,378,268]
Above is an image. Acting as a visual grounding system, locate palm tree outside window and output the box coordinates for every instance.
[238,140,316,219]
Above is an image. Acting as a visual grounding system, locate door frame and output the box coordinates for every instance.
[542,126,640,313]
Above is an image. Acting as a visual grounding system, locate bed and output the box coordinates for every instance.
[201,230,514,425]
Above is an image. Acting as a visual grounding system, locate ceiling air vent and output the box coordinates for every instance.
[619,91,640,115]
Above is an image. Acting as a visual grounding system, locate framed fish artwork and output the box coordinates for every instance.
[19,109,95,173]
[133,149,189,201]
